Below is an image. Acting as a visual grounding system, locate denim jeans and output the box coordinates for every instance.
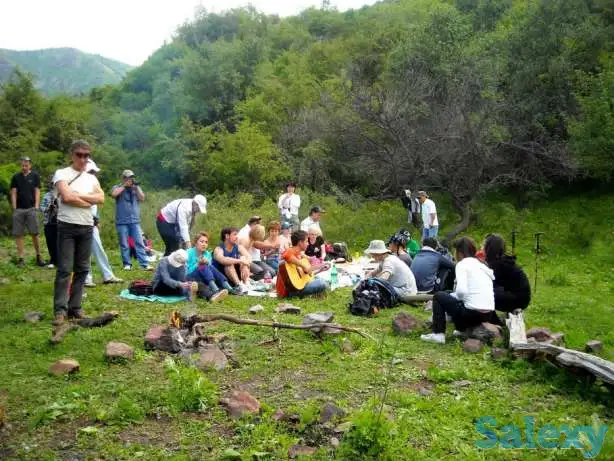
[422,226,439,240]
[117,223,149,267]
[87,226,115,282]
[53,222,93,315]
[289,278,328,297]
[187,264,229,289]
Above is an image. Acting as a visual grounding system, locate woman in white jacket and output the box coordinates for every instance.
[421,237,499,344]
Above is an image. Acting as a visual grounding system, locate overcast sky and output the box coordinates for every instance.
[0,0,377,66]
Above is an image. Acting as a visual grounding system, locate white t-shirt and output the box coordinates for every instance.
[379,254,417,297]
[421,198,439,228]
[278,193,301,217]
[53,167,100,226]
[300,217,321,232]
[452,257,495,311]
[237,224,251,241]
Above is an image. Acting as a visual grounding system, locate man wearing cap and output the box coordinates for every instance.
[157,195,207,256]
[52,140,105,325]
[10,156,45,267]
[237,216,262,241]
[300,206,324,232]
[278,182,301,231]
[418,191,439,239]
[111,169,151,270]
[364,240,417,304]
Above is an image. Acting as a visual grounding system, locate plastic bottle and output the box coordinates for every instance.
[330,262,338,291]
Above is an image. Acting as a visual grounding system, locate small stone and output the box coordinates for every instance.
[391,312,419,335]
[302,312,335,324]
[452,380,472,388]
[341,338,354,353]
[585,340,603,353]
[144,325,182,353]
[464,323,503,344]
[334,421,353,434]
[249,305,264,314]
[288,445,317,459]
[272,408,285,421]
[195,344,228,371]
[491,347,507,360]
[24,311,45,323]
[49,359,80,376]
[526,327,552,342]
[463,338,484,353]
[276,303,301,314]
[418,386,433,396]
[320,403,346,424]
[104,342,135,361]
[550,332,565,346]
[221,390,260,418]
[330,437,340,448]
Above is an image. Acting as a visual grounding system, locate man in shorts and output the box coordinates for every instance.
[10,156,45,267]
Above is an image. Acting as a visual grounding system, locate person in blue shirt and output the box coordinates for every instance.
[111,169,152,271]
[186,231,233,301]
[410,237,455,293]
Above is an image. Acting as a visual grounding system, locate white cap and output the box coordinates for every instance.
[86,159,100,173]
[168,249,188,268]
[193,194,207,213]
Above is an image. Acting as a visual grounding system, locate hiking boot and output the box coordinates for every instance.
[210,289,229,303]
[103,276,124,284]
[52,313,66,326]
[420,333,446,345]
[36,256,46,267]
[16,258,25,268]
[68,310,87,320]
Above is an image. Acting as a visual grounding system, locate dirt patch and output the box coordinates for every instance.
[117,419,180,448]
[396,378,435,396]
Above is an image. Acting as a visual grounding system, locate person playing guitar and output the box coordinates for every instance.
[276,230,328,298]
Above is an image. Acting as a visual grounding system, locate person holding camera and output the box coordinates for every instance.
[111,169,152,271]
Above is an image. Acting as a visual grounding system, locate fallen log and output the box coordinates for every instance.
[50,312,120,345]
[173,312,375,342]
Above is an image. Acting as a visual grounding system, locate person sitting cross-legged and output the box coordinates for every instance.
[262,221,283,272]
[411,237,455,293]
[186,231,232,301]
[213,227,252,294]
[276,230,328,298]
[421,237,500,345]
[152,249,197,300]
[305,225,326,265]
[364,240,417,303]
[239,224,276,281]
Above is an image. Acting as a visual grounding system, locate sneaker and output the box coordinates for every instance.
[142,265,154,271]
[36,256,46,267]
[68,310,87,320]
[229,287,243,296]
[210,289,229,303]
[123,265,132,271]
[420,333,446,344]
[45,263,55,269]
[16,258,25,268]
[52,313,66,326]
[103,276,124,284]
[453,330,464,338]
[239,283,249,294]
[84,280,96,288]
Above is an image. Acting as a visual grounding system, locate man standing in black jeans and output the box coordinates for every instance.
[52,140,104,325]
[10,156,45,267]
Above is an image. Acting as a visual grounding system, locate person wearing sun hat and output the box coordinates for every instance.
[157,194,207,256]
[364,239,417,303]
[152,249,197,300]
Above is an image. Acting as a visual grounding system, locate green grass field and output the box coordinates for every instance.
[0,191,612,460]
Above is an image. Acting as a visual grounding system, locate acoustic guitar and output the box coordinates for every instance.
[279,256,313,290]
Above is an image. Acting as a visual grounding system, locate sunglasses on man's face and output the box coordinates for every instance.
[74,152,90,159]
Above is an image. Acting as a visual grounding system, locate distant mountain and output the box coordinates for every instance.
[0,48,133,96]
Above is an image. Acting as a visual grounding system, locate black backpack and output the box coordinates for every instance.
[128,280,153,296]
[348,278,398,316]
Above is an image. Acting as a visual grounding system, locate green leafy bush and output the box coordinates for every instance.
[165,358,218,413]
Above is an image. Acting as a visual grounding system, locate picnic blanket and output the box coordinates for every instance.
[119,289,186,303]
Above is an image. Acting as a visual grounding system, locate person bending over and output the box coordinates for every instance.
[276,230,328,298]
[483,234,531,313]
[421,237,499,345]
[364,240,417,303]
[186,231,232,301]
[152,249,197,300]
[213,227,251,294]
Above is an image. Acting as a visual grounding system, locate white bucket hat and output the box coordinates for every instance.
[364,240,391,255]
[86,159,100,173]
[193,194,207,213]
[168,249,188,268]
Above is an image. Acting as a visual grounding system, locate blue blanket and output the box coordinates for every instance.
[119,289,186,303]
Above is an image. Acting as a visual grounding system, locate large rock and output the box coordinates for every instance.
[303,312,335,324]
[463,338,484,353]
[276,303,301,314]
[320,403,346,424]
[194,344,228,371]
[585,340,603,353]
[49,359,80,376]
[392,312,420,335]
[526,327,552,342]
[144,325,183,353]
[463,323,503,345]
[24,311,45,323]
[221,390,260,418]
[105,342,135,361]
[288,445,317,459]
[341,338,354,353]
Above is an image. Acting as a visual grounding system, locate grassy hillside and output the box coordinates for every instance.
[0,191,612,459]
[0,48,132,95]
